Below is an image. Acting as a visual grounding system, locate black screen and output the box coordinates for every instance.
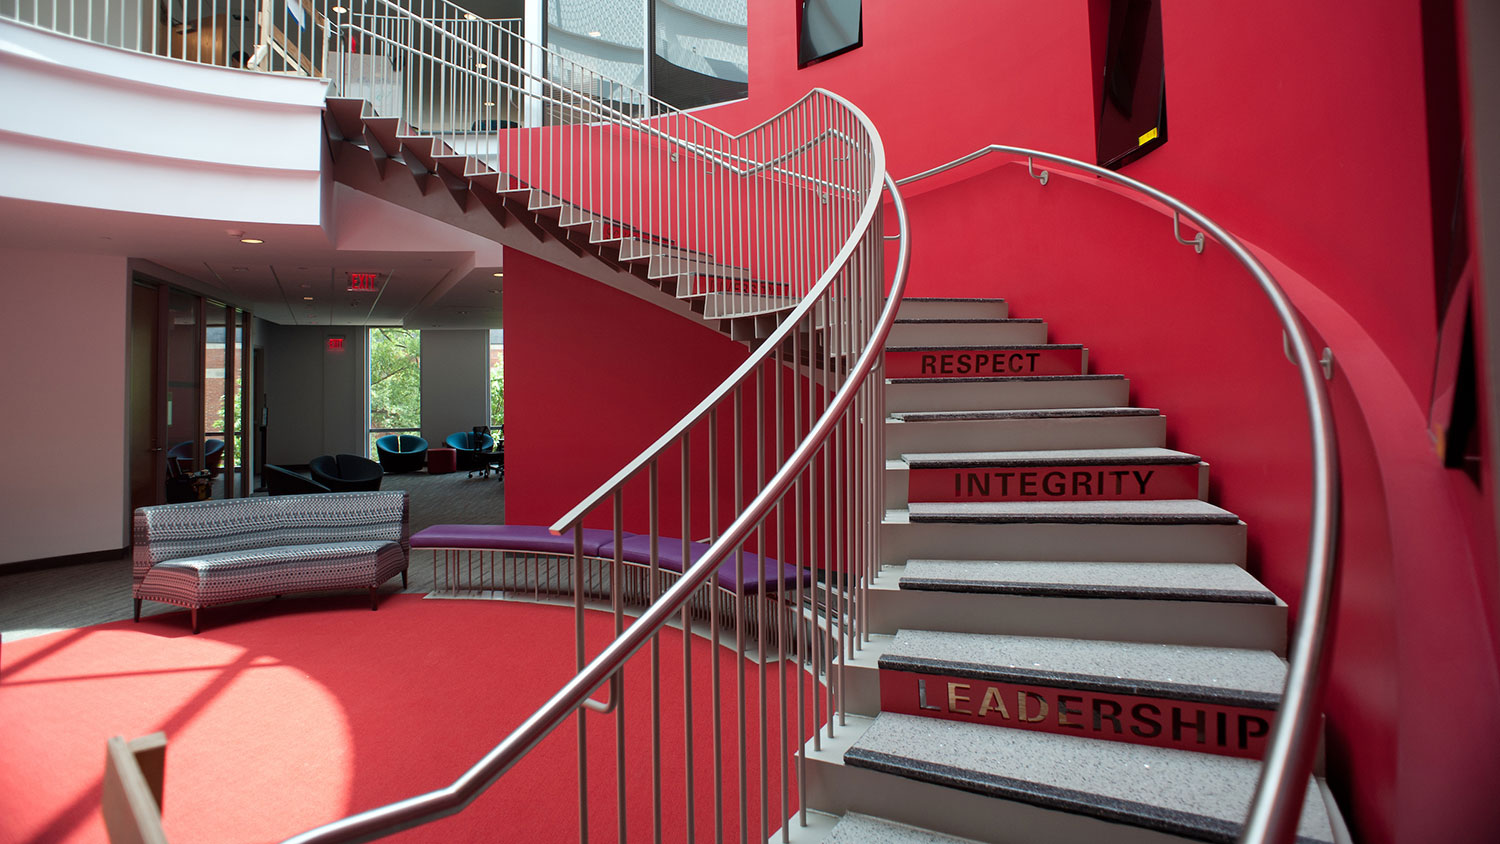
[1096,0,1167,169]
[799,0,861,68]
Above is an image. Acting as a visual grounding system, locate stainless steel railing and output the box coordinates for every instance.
[897,145,1340,844]
[280,103,899,843]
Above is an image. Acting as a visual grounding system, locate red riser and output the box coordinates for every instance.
[885,348,1083,378]
[908,462,1200,502]
[881,669,1272,760]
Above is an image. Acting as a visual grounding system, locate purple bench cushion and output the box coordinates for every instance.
[601,534,807,595]
[411,524,622,557]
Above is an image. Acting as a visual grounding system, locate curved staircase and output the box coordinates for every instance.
[788,297,1345,844]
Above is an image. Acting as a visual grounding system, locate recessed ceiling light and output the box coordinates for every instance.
[492,272,504,277]
[464,12,477,20]
[240,237,263,244]
[588,30,601,37]
[476,61,487,69]
[303,296,314,301]
[484,101,496,106]
[332,5,346,12]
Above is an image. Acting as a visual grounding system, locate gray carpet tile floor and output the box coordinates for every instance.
[0,469,505,643]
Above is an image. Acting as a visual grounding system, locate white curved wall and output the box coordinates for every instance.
[0,19,329,225]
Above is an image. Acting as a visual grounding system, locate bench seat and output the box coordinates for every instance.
[411,524,808,594]
[133,491,411,633]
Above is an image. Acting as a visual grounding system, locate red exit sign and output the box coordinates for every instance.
[327,336,345,351]
[348,272,380,291]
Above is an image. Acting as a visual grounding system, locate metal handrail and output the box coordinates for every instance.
[282,123,900,844]
[900,145,1340,844]
[549,88,882,534]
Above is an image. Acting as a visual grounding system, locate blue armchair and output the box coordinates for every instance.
[375,434,429,473]
[444,431,494,470]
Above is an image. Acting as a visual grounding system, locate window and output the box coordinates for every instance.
[1094,0,1167,169]
[798,0,861,68]
[489,329,505,434]
[368,328,422,457]
[541,0,748,117]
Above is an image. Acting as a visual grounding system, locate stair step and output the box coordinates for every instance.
[868,562,1287,652]
[900,560,1276,604]
[885,407,1167,456]
[882,508,1247,566]
[888,318,1047,346]
[896,447,1207,507]
[842,714,1335,843]
[905,499,1240,525]
[896,297,1009,320]
[886,376,1130,413]
[826,812,986,844]
[885,345,1086,378]
[878,630,1282,758]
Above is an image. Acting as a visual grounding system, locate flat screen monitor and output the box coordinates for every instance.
[799,0,861,68]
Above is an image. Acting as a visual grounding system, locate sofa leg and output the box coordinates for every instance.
[191,608,200,634]
[370,586,379,610]
[401,569,408,588]
[133,599,141,623]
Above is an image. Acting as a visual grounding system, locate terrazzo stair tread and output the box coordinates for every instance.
[881,509,1248,566]
[898,560,1278,605]
[825,812,989,844]
[869,563,1288,652]
[903,500,1242,525]
[901,447,1203,469]
[885,408,1169,456]
[844,714,1334,844]
[885,377,1131,414]
[879,629,1285,708]
[891,407,1160,422]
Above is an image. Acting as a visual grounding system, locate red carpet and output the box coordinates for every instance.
[0,594,817,843]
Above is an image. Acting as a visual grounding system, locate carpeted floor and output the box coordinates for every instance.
[0,469,505,643]
[0,594,813,843]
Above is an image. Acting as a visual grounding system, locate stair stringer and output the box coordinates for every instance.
[326,133,721,332]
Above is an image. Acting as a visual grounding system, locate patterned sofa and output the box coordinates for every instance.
[132,491,410,633]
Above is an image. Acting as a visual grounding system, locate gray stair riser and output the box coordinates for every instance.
[802,733,1192,844]
[885,414,1168,457]
[886,379,1130,413]
[896,300,1010,320]
[881,520,1247,566]
[887,463,1210,509]
[865,585,1287,654]
[888,322,1047,346]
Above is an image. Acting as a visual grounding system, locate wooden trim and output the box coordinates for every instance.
[102,733,168,844]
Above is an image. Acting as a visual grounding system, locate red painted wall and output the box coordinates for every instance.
[505,1,1500,839]
[684,1,1494,841]
[504,249,749,533]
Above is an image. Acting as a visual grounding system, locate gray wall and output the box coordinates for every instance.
[420,329,491,447]
[0,247,129,565]
[261,326,489,465]
[262,324,368,464]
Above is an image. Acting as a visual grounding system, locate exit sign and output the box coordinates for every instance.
[348,272,380,291]
[327,336,345,351]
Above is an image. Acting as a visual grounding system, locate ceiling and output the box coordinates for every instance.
[0,183,509,329]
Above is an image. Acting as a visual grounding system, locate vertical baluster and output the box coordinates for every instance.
[733,382,747,844]
[649,459,663,844]
[708,404,723,844]
[679,430,695,843]
[574,526,589,844]
[613,491,627,844]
